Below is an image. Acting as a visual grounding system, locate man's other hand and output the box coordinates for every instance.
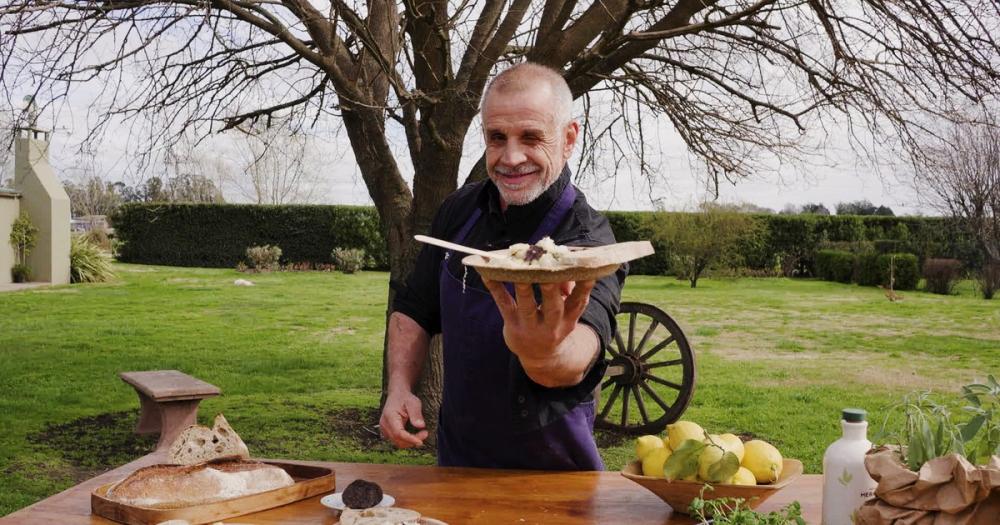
[379,389,428,448]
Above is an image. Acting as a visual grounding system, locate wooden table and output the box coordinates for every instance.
[0,453,822,524]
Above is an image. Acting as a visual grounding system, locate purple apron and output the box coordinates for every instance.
[436,183,605,471]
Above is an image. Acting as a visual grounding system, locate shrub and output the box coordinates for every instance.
[11,263,31,283]
[70,234,116,283]
[332,247,366,274]
[873,239,905,254]
[816,250,856,283]
[245,245,282,271]
[877,253,919,290]
[81,228,113,252]
[978,262,1000,299]
[854,252,881,286]
[9,212,38,267]
[922,258,962,295]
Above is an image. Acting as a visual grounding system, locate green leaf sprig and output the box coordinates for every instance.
[875,375,1000,470]
[688,486,805,525]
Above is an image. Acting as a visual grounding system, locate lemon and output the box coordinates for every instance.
[742,440,783,484]
[641,446,672,477]
[667,421,705,451]
[697,445,725,482]
[728,466,757,485]
[714,433,745,463]
[635,435,666,461]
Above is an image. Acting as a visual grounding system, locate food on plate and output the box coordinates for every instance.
[342,478,385,509]
[106,459,294,509]
[338,507,427,525]
[168,413,250,465]
[505,236,572,268]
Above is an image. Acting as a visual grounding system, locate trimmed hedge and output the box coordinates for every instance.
[878,253,919,290]
[111,203,388,269]
[112,204,982,279]
[816,250,855,283]
[855,253,882,286]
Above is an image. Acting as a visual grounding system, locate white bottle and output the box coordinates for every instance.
[822,408,878,525]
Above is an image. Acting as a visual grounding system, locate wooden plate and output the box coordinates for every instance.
[621,458,803,515]
[462,241,654,283]
[91,461,335,525]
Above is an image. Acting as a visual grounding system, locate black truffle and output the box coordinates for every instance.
[342,479,384,509]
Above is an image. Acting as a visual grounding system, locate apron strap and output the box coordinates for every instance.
[452,208,483,244]
[529,183,576,244]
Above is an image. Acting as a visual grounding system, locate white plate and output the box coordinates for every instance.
[320,492,396,511]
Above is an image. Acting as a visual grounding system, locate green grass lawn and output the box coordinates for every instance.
[0,265,997,515]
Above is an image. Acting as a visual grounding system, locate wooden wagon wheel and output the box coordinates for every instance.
[595,302,696,435]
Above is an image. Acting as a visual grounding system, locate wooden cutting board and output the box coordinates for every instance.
[91,461,335,525]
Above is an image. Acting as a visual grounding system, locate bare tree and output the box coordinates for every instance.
[915,116,1000,297]
[3,0,1000,409]
[225,120,325,204]
[63,177,123,217]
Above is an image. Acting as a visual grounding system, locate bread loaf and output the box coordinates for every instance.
[107,460,294,509]
[168,413,249,465]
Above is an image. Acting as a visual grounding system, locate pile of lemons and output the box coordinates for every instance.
[636,420,784,485]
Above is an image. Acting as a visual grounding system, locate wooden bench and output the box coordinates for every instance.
[119,370,221,451]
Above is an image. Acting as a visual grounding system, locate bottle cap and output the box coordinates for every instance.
[842,408,867,422]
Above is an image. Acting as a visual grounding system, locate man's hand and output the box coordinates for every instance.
[482,278,596,364]
[379,389,429,448]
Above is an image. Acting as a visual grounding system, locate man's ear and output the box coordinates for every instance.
[563,120,580,161]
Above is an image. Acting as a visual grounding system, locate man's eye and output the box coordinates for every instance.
[489,133,505,142]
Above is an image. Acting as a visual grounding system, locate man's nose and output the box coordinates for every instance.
[499,141,527,166]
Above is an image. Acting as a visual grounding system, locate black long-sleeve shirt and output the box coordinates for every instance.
[392,168,627,425]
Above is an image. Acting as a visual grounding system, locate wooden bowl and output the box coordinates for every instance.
[620,458,803,515]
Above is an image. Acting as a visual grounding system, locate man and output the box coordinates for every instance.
[380,62,626,471]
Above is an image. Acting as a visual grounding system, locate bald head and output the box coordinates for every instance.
[481,63,574,127]
[479,62,580,207]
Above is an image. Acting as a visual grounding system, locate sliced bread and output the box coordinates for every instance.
[167,413,250,465]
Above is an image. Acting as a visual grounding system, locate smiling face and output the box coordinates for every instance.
[482,84,579,208]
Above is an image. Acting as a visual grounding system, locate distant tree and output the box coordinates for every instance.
[62,177,122,217]
[645,203,761,288]
[914,116,1000,299]
[712,202,774,214]
[225,119,326,205]
[800,203,831,215]
[874,205,895,216]
[780,204,801,215]
[112,174,222,204]
[836,200,878,216]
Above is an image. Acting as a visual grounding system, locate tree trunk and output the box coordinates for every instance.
[341,99,477,449]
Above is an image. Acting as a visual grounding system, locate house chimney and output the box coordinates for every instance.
[12,99,70,285]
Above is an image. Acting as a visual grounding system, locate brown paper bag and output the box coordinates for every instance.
[855,446,1000,525]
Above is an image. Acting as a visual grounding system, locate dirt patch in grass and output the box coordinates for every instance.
[324,406,385,450]
[26,410,156,482]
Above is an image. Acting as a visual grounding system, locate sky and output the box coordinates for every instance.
[5,78,931,217]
